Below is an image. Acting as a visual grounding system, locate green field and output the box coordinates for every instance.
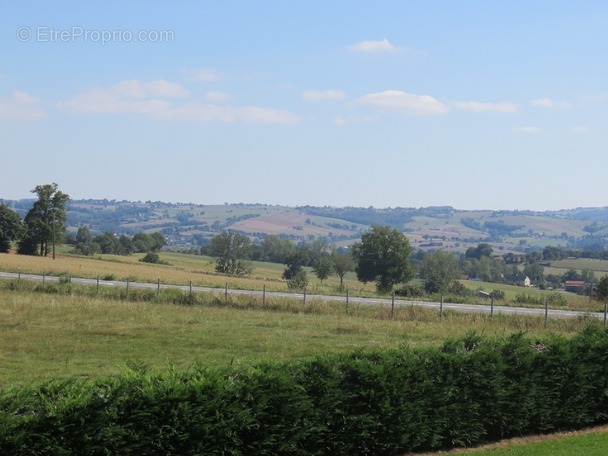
[0,277,594,388]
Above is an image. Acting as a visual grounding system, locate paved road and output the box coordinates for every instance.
[0,271,603,321]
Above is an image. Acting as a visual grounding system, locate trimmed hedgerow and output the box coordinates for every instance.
[1,325,608,455]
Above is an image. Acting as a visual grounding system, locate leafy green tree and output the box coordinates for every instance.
[21,183,70,257]
[331,251,355,292]
[465,242,493,260]
[132,232,155,253]
[312,256,333,284]
[209,232,253,276]
[257,235,296,263]
[94,232,122,254]
[419,250,460,294]
[73,226,98,255]
[351,225,413,294]
[523,262,544,284]
[149,232,167,251]
[0,204,24,253]
[282,251,308,280]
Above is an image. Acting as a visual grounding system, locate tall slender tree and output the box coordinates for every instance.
[21,183,70,257]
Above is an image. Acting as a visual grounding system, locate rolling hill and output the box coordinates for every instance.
[5,198,608,254]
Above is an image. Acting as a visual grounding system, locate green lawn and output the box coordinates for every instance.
[424,426,608,455]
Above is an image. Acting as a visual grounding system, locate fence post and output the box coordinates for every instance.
[544,298,549,328]
[391,291,395,318]
[490,296,494,321]
[346,289,349,315]
[225,283,228,304]
[96,276,99,293]
[263,284,266,306]
[439,295,443,319]
[126,279,129,295]
[157,278,160,297]
[604,302,607,327]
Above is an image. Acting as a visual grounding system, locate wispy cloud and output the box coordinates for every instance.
[530,98,572,109]
[112,80,189,98]
[358,90,447,115]
[348,38,399,53]
[56,80,300,124]
[302,89,346,102]
[205,91,234,102]
[182,68,223,82]
[454,101,518,113]
[512,126,543,134]
[570,125,588,133]
[0,91,46,120]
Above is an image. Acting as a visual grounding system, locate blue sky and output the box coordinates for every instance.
[1,1,607,210]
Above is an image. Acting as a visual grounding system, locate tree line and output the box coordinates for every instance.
[0,183,166,258]
[204,228,607,299]
[3,186,604,298]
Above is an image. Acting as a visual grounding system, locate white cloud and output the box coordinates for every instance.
[302,90,346,102]
[512,126,543,134]
[334,114,376,126]
[530,98,572,109]
[358,90,448,115]
[205,91,234,102]
[113,80,189,98]
[570,125,588,133]
[237,106,300,124]
[56,80,300,125]
[349,38,398,53]
[183,68,223,82]
[454,101,518,113]
[0,91,46,120]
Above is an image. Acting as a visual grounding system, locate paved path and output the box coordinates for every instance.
[0,271,603,321]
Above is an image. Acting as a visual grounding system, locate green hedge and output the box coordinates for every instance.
[2,326,608,455]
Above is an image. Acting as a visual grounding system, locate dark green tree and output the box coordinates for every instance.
[419,250,461,294]
[257,235,296,263]
[351,225,413,294]
[73,226,98,255]
[282,251,308,280]
[523,262,544,284]
[0,204,24,253]
[209,232,253,276]
[312,256,333,284]
[21,183,70,257]
[331,251,355,292]
[465,242,493,260]
[93,232,121,254]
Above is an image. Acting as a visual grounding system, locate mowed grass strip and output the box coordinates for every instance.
[414,425,608,455]
[0,283,592,388]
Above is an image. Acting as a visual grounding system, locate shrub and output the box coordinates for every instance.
[287,270,308,290]
[490,289,506,300]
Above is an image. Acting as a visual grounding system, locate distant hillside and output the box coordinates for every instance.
[5,198,608,253]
